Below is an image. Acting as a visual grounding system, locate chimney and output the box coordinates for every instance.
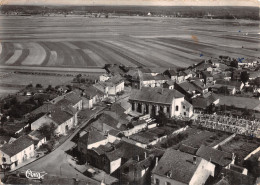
[144,151,147,159]
[221,173,225,179]
[137,155,140,162]
[155,157,159,166]
[193,156,197,165]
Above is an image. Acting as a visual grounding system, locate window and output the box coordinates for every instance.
[184,112,186,116]
[2,157,6,162]
[155,178,160,185]
[176,106,179,111]
[167,107,170,113]
[165,182,171,185]
[183,105,185,109]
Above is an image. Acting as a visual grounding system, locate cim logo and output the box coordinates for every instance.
[25,169,47,180]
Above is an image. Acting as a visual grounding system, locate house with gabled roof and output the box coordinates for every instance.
[196,145,233,175]
[31,102,78,136]
[0,135,35,170]
[152,149,215,185]
[94,75,124,96]
[129,87,193,118]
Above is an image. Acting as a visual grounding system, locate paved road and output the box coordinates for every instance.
[16,108,106,184]
[12,94,130,182]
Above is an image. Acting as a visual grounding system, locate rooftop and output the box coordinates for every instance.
[0,135,34,157]
[50,107,74,125]
[129,87,184,105]
[215,80,242,89]
[153,148,203,184]
[196,145,232,167]
[192,93,218,109]
[79,130,107,146]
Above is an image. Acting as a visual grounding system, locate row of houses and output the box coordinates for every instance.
[0,91,84,170]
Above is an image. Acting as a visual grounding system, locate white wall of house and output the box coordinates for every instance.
[82,97,93,109]
[108,81,124,95]
[73,100,83,111]
[110,158,122,174]
[171,97,184,117]
[0,144,34,170]
[152,174,186,185]
[108,134,120,143]
[100,75,110,82]
[123,123,147,137]
[190,159,215,185]
[31,115,53,131]
[55,117,74,135]
[87,139,108,149]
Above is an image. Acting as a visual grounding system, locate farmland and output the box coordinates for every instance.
[0,15,259,69]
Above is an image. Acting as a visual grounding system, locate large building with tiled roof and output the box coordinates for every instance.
[129,87,193,118]
[152,149,215,185]
[0,135,35,170]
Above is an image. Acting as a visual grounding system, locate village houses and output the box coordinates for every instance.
[94,75,124,96]
[152,148,215,185]
[0,136,35,170]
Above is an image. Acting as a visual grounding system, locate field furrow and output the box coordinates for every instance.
[104,40,160,67]
[22,43,46,65]
[82,49,107,66]
[59,42,85,66]
[48,51,58,66]
[126,38,199,65]
[13,49,30,66]
[43,42,64,66]
[89,41,135,67]
[38,42,51,66]
[91,41,143,67]
[0,42,15,64]
[116,39,184,67]
[73,41,114,65]
[75,49,97,67]
[5,50,22,65]
[0,43,2,56]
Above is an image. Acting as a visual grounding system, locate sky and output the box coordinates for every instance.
[3,0,260,6]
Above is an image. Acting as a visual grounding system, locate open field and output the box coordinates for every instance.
[0,16,259,68]
[0,73,73,87]
[0,73,74,98]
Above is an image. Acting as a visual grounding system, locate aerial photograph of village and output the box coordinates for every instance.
[0,0,259,184]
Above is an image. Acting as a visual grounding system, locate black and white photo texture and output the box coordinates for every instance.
[0,0,259,184]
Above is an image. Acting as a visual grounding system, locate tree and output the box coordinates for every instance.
[46,85,53,91]
[36,84,43,88]
[240,71,249,84]
[156,110,168,126]
[26,84,33,88]
[230,60,238,68]
[38,123,56,140]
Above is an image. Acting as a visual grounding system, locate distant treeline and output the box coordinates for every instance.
[1,5,259,20]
